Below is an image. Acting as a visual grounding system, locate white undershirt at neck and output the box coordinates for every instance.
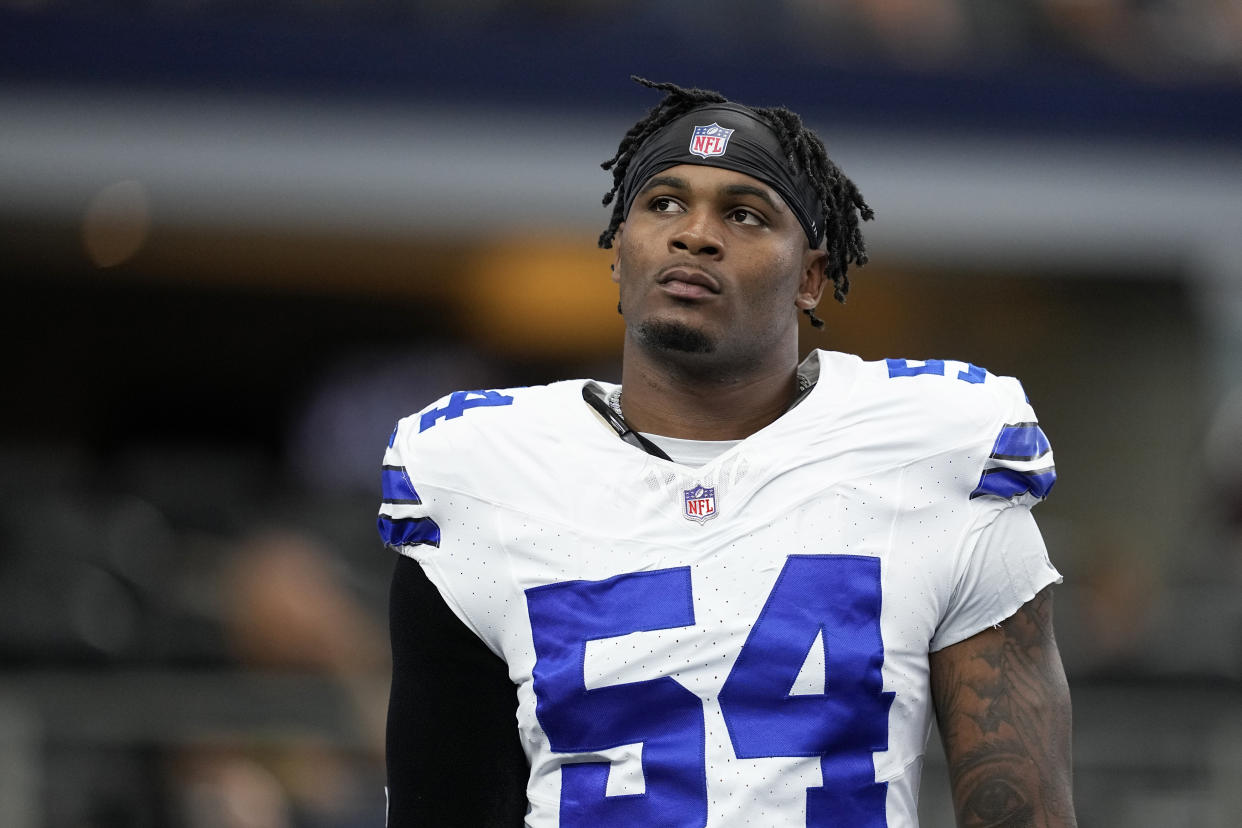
[638,432,741,467]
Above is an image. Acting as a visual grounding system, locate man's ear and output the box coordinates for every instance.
[610,223,624,284]
[796,248,828,311]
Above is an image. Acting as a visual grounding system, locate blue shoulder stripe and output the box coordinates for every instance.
[381,465,421,504]
[377,514,441,548]
[990,422,1051,462]
[970,466,1057,501]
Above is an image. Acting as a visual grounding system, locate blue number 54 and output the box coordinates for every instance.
[525,556,893,827]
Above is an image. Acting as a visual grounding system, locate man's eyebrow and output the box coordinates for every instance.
[639,175,787,214]
[722,183,786,213]
[638,174,688,195]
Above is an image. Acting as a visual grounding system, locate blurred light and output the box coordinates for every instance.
[461,237,622,359]
[82,179,151,268]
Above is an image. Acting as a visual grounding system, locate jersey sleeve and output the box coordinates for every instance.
[929,505,1060,650]
[376,417,443,555]
[930,378,1063,651]
[375,386,529,659]
[967,407,1057,506]
[375,398,501,655]
[378,406,530,826]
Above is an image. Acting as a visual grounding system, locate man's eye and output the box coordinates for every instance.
[729,208,763,226]
[651,197,681,213]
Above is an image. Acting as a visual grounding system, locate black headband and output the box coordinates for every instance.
[619,103,824,248]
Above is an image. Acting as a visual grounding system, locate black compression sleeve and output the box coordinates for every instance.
[386,554,529,827]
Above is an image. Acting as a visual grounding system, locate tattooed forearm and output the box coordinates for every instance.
[930,587,1077,827]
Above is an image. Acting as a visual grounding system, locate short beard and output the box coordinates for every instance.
[635,319,716,355]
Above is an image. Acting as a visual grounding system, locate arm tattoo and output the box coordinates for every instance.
[930,587,1077,827]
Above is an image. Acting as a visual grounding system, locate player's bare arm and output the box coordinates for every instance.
[930,587,1077,828]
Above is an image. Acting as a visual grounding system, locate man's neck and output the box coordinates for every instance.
[617,346,802,441]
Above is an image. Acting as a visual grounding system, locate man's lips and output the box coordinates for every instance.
[657,267,721,299]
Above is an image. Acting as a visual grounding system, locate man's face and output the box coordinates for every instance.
[612,164,826,372]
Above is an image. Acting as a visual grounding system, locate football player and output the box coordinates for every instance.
[379,78,1076,827]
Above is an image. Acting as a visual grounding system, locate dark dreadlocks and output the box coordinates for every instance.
[598,77,874,325]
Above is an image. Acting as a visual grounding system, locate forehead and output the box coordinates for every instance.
[639,164,791,211]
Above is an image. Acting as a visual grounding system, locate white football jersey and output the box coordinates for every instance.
[378,350,1061,828]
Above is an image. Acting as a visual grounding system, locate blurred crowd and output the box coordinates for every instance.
[0,345,516,827]
[3,0,1242,80]
[782,0,1242,77]
[0,447,392,827]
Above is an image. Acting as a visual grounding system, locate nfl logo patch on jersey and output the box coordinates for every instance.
[683,485,718,524]
[689,123,734,159]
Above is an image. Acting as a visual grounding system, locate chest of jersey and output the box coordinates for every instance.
[468,447,967,828]
[386,357,1056,826]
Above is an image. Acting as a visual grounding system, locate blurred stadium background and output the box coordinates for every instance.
[2,1,1242,826]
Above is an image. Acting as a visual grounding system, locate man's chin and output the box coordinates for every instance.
[634,318,716,354]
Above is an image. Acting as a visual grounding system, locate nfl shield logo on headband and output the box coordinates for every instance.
[689,123,734,159]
